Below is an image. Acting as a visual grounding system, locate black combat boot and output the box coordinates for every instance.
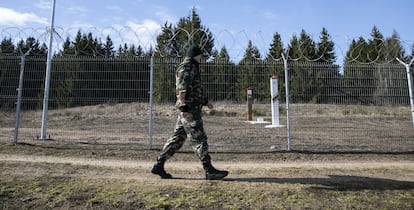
[151,157,172,179]
[202,161,229,180]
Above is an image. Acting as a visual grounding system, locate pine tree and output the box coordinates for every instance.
[60,37,75,56]
[266,32,284,60]
[375,30,406,104]
[128,44,137,57]
[218,46,230,60]
[367,26,386,63]
[154,7,215,102]
[155,7,214,57]
[0,37,15,54]
[117,43,129,57]
[241,40,261,61]
[412,43,414,58]
[212,46,237,100]
[238,40,267,101]
[313,28,341,103]
[288,30,320,102]
[287,35,300,60]
[345,37,369,63]
[15,37,45,55]
[136,45,144,57]
[74,30,86,56]
[156,22,175,56]
[298,29,317,61]
[384,30,405,62]
[265,33,285,102]
[316,27,336,63]
[103,35,115,58]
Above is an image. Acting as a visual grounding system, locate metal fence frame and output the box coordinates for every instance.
[1,55,413,152]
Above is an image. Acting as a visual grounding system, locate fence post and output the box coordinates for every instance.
[14,49,32,145]
[148,54,155,149]
[281,54,291,151]
[40,0,56,140]
[397,58,414,128]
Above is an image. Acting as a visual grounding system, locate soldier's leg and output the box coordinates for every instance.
[151,116,187,179]
[159,124,187,160]
[181,111,209,162]
[156,115,187,159]
[182,111,228,180]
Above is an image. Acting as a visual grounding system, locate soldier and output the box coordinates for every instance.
[151,45,229,180]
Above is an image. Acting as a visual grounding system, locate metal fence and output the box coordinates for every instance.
[1,55,413,152]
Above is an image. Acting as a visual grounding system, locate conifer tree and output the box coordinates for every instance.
[238,40,267,101]
[298,29,316,61]
[0,37,15,54]
[288,30,319,102]
[15,37,46,55]
[367,26,386,62]
[154,7,214,102]
[212,46,237,100]
[384,30,405,62]
[128,44,137,57]
[345,37,369,63]
[136,45,144,57]
[265,33,285,102]
[412,43,414,58]
[266,32,284,60]
[103,35,115,58]
[155,7,214,57]
[287,35,300,60]
[60,37,75,56]
[316,27,336,63]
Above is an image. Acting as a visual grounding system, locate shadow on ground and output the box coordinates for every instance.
[224,175,414,191]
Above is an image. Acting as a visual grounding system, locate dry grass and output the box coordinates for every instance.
[1,103,413,209]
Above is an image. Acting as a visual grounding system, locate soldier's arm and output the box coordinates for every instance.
[176,65,193,112]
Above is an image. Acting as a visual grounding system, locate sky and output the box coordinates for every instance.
[0,0,413,62]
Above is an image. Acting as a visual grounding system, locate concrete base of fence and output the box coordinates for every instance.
[265,124,286,128]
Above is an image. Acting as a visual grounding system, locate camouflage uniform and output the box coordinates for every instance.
[158,57,211,163]
[152,45,228,180]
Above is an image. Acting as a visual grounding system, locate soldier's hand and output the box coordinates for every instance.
[181,112,192,119]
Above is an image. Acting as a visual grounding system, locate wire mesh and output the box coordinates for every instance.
[0,27,413,152]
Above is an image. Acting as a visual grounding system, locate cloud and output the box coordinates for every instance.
[34,0,51,10]
[0,7,48,26]
[66,6,88,16]
[152,7,176,23]
[109,19,161,50]
[126,19,161,46]
[69,21,95,29]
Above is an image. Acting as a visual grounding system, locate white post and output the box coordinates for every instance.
[397,58,414,128]
[40,0,56,140]
[266,75,285,128]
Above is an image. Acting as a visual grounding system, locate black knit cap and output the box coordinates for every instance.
[186,45,203,57]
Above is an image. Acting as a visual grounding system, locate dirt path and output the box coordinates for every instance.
[1,154,413,170]
[1,155,413,209]
[2,154,414,184]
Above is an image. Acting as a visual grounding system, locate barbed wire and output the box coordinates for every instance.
[0,26,413,64]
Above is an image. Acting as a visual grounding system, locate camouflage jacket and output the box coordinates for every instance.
[175,57,208,112]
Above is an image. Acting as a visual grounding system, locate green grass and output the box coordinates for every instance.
[1,169,413,210]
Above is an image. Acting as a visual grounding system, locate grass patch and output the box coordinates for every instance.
[1,173,413,210]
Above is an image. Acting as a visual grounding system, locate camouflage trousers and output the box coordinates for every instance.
[158,110,211,162]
